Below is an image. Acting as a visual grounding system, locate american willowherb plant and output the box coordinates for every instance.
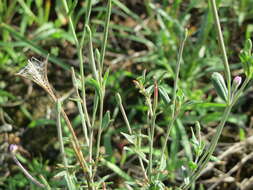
[14,0,253,189]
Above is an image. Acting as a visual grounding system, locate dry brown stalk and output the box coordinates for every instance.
[17,57,91,187]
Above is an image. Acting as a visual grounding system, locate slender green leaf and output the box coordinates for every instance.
[101,158,133,181]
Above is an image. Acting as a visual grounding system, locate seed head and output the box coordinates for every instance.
[17,57,56,100]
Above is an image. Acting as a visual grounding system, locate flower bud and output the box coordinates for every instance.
[232,76,242,93]
[233,76,242,86]
[9,144,18,153]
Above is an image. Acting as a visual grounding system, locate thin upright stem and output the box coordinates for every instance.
[148,81,158,180]
[160,30,187,167]
[56,101,75,189]
[60,110,89,169]
[56,101,68,167]
[48,88,91,184]
[116,93,147,179]
[78,101,90,144]
[77,49,92,129]
[116,93,132,134]
[62,0,92,131]
[80,0,93,46]
[71,68,90,145]
[86,25,99,81]
[62,1,93,187]
[181,105,232,190]
[210,0,231,104]
[61,0,78,46]
[148,111,157,180]
[93,92,105,176]
[91,93,105,185]
[100,0,112,69]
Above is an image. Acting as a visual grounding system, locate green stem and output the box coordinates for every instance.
[78,49,94,190]
[137,130,148,180]
[49,92,91,188]
[116,93,147,179]
[85,0,92,25]
[61,1,93,188]
[61,0,78,46]
[148,111,156,181]
[148,81,158,180]
[160,30,187,167]
[210,0,231,104]
[77,101,89,144]
[100,0,112,69]
[62,0,92,132]
[56,101,68,167]
[181,105,232,190]
[71,68,90,146]
[92,92,105,181]
[89,93,99,176]
[80,0,93,46]
[96,93,104,159]
[56,101,75,189]
[116,93,132,134]
[86,25,99,81]
[77,48,92,129]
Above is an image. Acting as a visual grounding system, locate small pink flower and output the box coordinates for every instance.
[233,76,242,86]
[9,144,18,153]
[232,76,242,94]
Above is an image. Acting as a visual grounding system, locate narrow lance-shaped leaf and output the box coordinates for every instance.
[120,132,135,144]
[102,111,111,130]
[145,85,154,96]
[103,68,110,88]
[86,77,102,98]
[158,86,171,104]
